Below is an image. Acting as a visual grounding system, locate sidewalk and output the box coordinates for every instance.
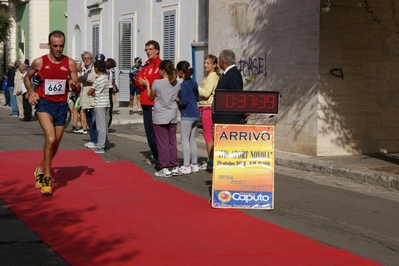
[1,91,399,192]
[111,99,399,193]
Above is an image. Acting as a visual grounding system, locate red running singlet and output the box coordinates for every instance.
[35,55,71,103]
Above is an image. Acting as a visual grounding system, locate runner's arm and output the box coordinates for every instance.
[24,57,42,105]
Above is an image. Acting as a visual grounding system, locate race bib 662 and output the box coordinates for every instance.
[44,79,66,95]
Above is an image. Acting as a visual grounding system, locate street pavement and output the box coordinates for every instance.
[1,92,399,265]
[2,91,399,193]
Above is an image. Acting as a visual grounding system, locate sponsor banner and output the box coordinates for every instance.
[212,124,274,210]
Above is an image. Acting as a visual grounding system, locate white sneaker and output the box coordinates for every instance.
[85,142,97,149]
[154,168,172,177]
[179,165,192,175]
[199,161,207,171]
[170,166,181,176]
[190,164,199,173]
[84,141,94,147]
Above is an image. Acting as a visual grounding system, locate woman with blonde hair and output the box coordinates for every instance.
[198,54,220,171]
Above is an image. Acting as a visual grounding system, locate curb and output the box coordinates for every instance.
[275,156,399,192]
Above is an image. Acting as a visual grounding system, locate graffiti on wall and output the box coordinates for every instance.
[330,68,344,80]
[238,54,268,79]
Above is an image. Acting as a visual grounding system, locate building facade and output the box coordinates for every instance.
[209,0,399,156]
[67,0,208,102]
[0,0,67,78]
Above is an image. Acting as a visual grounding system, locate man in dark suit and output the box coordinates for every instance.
[212,49,244,124]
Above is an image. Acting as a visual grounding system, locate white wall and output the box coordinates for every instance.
[67,0,200,102]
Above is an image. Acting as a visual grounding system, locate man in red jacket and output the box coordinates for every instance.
[136,40,162,164]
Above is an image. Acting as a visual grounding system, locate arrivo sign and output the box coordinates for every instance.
[213,90,279,114]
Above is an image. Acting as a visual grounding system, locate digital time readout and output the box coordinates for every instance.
[213,90,279,114]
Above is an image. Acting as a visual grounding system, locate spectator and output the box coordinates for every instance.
[80,51,97,147]
[136,40,162,165]
[70,58,83,132]
[18,63,32,121]
[105,57,117,128]
[7,60,21,117]
[15,61,25,119]
[139,60,181,177]
[198,54,220,171]
[176,60,200,174]
[2,72,10,106]
[212,49,244,125]
[87,60,110,153]
[129,57,143,115]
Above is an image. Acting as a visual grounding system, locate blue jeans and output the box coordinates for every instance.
[142,105,158,160]
[86,108,97,144]
[9,87,18,116]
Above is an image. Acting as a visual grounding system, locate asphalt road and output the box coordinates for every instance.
[0,108,398,265]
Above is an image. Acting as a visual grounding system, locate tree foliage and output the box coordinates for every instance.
[0,9,12,43]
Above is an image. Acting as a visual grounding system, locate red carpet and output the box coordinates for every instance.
[0,150,379,265]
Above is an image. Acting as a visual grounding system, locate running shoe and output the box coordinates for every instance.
[179,165,192,175]
[40,176,52,194]
[138,109,143,115]
[74,127,83,134]
[129,109,134,115]
[199,161,207,171]
[34,167,44,188]
[82,129,88,135]
[85,142,97,149]
[191,164,199,173]
[154,168,172,177]
[171,166,181,176]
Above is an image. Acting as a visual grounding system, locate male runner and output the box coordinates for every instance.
[24,30,81,194]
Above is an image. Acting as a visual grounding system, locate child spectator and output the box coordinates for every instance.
[139,60,181,177]
[176,61,200,174]
[87,60,110,153]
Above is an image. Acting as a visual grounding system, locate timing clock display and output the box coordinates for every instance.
[213,90,279,114]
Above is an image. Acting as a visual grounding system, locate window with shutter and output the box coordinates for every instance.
[119,21,132,70]
[117,20,133,102]
[163,10,176,64]
[92,24,99,56]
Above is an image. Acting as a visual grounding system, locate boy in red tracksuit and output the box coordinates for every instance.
[135,40,162,165]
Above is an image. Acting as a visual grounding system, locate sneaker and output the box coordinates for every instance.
[206,164,213,172]
[199,161,207,171]
[179,165,192,175]
[40,176,52,194]
[84,141,94,147]
[82,129,88,135]
[145,155,158,165]
[74,127,83,134]
[138,109,143,115]
[129,109,134,115]
[93,147,105,153]
[86,142,97,149]
[190,164,199,173]
[170,166,181,176]
[154,168,172,177]
[34,167,44,188]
